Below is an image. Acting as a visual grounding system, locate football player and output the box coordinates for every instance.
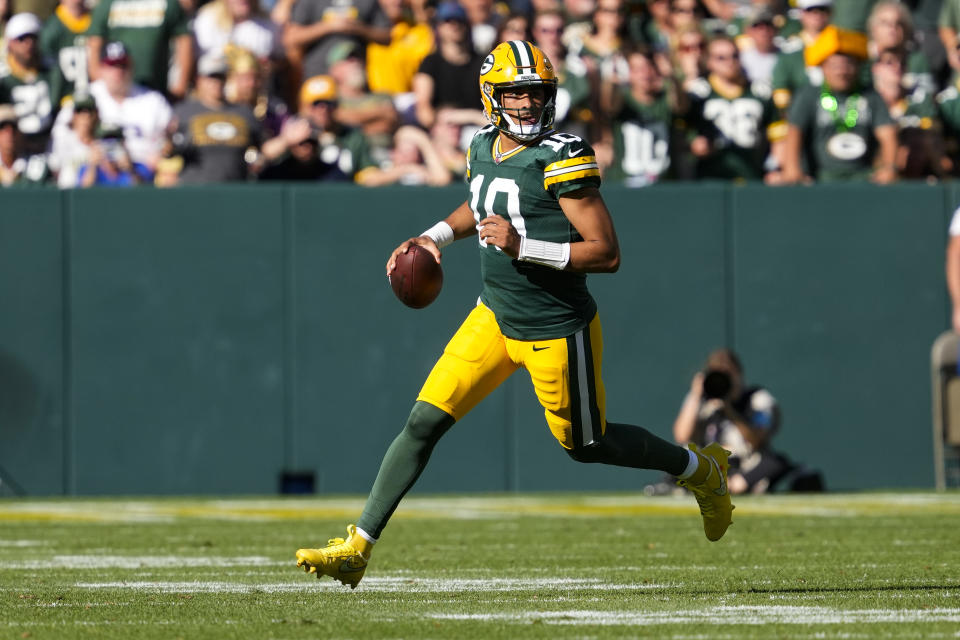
[295,40,735,589]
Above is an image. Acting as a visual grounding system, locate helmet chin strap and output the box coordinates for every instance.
[500,109,544,140]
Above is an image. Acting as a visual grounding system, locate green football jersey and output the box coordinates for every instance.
[861,50,934,94]
[607,88,673,186]
[0,65,61,144]
[888,87,938,131]
[936,81,960,133]
[317,127,377,180]
[686,77,776,180]
[771,36,822,111]
[39,7,91,98]
[787,84,893,182]
[466,125,600,341]
[0,152,51,186]
[88,0,189,93]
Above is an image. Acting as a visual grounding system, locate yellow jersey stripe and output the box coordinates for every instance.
[544,161,599,179]
[543,167,600,188]
[544,155,597,173]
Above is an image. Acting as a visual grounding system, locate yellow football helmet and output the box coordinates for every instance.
[479,40,558,141]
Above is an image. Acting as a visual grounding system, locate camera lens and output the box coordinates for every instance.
[702,369,731,399]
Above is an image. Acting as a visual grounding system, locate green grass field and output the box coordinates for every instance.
[1,492,959,639]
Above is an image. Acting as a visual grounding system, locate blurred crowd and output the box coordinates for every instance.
[0,0,958,187]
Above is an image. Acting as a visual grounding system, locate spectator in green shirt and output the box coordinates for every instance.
[781,26,897,184]
[771,0,832,114]
[872,46,945,179]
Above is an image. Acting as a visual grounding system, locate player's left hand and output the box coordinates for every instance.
[477,215,521,258]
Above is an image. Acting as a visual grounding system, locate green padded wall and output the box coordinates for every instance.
[0,191,64,494]
[730,185,946,488]
[0,183,950,495]
[66,187,287,494]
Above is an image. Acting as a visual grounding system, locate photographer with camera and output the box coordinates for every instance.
[671,348,821,494]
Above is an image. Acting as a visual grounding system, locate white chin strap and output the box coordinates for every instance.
[500,110,543,140]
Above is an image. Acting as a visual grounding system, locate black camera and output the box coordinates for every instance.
[702,369,732,400]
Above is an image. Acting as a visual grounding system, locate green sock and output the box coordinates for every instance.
[356,401,455,538]
[567,421,689,475]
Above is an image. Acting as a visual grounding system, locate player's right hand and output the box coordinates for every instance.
[386,237,441,276]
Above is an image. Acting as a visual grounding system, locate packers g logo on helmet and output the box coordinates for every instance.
[479,41,558,141]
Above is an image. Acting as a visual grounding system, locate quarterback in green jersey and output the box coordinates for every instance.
[294,41,735,589]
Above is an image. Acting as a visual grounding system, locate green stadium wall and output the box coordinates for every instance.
[0,183,949,495]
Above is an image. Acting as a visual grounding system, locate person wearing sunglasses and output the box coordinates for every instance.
[0,13,61,155]
[686,35,777,180]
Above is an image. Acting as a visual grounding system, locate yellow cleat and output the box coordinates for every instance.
[679,443,735,541]
[295,524,370,589]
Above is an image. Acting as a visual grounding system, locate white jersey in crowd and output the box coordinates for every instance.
[84,80,171,167]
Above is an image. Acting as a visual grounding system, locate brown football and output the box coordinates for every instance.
[390,244,443,309]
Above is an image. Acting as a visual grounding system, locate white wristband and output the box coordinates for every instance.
[518,236,570,270]
[420,221,454,249]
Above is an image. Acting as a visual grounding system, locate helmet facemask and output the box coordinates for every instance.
[484,81,557,141]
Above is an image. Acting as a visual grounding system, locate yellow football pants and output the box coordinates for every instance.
[417,303,606,450]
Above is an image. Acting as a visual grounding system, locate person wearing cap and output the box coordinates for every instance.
[169,52,263,183]
[771,0,832,114]
[57,40,172,176]
[39,0,91,99]
[781,26,897,183]
[412,1,484,129]
[47,92,99,187]
[283,0,391,80]
[86,0,192,100]
[0,102,51,186]
[737,5,781,86]
[686,35,779,181]
[0,12,63,154]
[263,74,385,181]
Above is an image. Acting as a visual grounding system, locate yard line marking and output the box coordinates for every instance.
[0,555,282,569]
[427,606,960,626]
[72,577,674,594]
